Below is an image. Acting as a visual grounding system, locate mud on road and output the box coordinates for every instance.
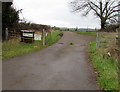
[3,31,99,90]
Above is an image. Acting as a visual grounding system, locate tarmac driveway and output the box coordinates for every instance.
[3,31,99,90]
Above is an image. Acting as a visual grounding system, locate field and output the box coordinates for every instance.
[2,30,62,60]
[70,30,96,36]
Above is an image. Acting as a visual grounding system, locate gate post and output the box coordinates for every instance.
[5,28,9,40]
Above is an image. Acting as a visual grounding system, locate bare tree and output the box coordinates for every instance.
[70,0,120,29]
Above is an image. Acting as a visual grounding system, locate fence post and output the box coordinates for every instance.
[5,28,9,40]
[42,29,45,46]
[50,31,52,44]
[96,32,99,48]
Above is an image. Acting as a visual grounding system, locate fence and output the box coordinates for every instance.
[8,30,21,39]
[96,32,118,47]
[96,30,119,61]
[5,29,49,40]
[4,28,59,46]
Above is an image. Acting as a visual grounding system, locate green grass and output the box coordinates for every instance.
[2,30,62,60]
[45,30,61,45]
[70,30,96,36]
[89,41,119,91]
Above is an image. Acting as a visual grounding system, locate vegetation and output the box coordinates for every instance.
[105,24,120,32]
[72,30,119,90]
[89,36,119,90]
[71,30,96,36]
[2,2,52,41]
[2,30,62,60]
[70,0,120,29]
[2,2,19,40]
[18,22,51,31]
[45,30,62,45]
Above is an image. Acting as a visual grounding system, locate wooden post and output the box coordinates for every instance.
[42,29,45,46]
[96,32,99,48]
[31,31,34,42]
[50,31,52,44]
[5,28,9,40]
[21,31,24,42]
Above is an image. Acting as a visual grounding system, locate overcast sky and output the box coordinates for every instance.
[13,0,100,29]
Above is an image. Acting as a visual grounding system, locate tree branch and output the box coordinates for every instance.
[88,2,101,18]
[89,1,100,10]
[108,14,119,19]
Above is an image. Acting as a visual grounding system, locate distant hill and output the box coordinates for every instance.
[59,27,96,31]
[78,28,95,31]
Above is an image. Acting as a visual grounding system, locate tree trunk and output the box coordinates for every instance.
[101,21,105,30]
[101,23,105,29]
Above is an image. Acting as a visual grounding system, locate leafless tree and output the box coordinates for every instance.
[70,0,120,29]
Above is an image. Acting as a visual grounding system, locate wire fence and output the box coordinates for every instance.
[96,32,118,47]
[96,29,120,61]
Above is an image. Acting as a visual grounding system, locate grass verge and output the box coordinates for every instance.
[89,41,119,91]
[2,30,62,60]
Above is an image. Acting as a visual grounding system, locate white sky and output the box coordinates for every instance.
[13,0,100,29]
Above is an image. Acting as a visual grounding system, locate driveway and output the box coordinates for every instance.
[3,31,99,90]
